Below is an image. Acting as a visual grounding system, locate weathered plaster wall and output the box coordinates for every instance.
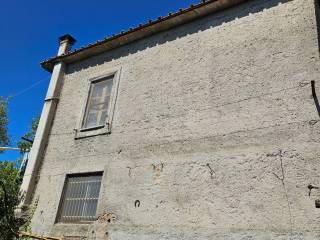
[31,0,320,239]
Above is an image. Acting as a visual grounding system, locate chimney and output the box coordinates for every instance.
[57,34,76,56]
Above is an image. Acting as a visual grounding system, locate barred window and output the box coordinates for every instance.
[56,173,103,223]
[82,76,114,130]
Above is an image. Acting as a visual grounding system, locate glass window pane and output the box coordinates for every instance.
[92,83,104,98]
[99,111,108,126]
[106,80,113,95]
[84,112,98,129]
[82,77,114,129]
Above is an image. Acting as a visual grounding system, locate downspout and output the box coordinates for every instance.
[18,34,76,210]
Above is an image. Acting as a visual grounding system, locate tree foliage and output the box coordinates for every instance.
[0,99,39,239]
[0,161,21,239]
[18,117,39,152]
[0,97,20,239]
[0,97,9,149]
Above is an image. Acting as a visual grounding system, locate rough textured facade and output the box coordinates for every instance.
[30,0,320,239]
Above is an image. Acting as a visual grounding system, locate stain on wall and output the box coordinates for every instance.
[30,0,320,239]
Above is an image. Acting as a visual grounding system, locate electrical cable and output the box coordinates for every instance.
[7,77,49,100]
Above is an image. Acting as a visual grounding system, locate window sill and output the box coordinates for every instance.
[51,222,91,237]
[74,125,111,139]
[80,125,105,132]
[54,221,93,225]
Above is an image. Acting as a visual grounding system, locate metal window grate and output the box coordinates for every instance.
[57,173,103,223]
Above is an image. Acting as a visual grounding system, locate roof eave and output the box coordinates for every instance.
[41,0,249,72]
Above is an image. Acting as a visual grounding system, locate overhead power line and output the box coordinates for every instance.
[0,147,20,151]
[8,77,49,100]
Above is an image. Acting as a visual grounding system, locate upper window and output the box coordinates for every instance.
[56,172,103,223]
[75,67,121,139]
[82,76,114,130]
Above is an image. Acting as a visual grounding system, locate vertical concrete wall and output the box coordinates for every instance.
[31,0,320,239]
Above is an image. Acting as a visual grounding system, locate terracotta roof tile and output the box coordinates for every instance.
[41,0,249,72]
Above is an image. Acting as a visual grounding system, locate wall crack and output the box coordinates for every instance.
[206,163,215,179]
[272,150,293,234]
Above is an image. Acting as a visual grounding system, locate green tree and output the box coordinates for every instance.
[0,99,39,239]
[0,161,21,239]
[18,117,39,152]
[0,97,20,239]
[0,97,9,150]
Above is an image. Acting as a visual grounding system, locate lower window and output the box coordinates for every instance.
[56,172,103,223]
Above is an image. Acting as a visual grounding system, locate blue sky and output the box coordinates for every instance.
[0,0,196,162]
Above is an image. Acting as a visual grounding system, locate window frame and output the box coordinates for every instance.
[81,77,114,132]
[75,67,121,139]
[55,172,104,224]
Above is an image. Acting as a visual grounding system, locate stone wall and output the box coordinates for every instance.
[30,0,320,239]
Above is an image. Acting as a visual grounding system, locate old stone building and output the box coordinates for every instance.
[20,0,320,239]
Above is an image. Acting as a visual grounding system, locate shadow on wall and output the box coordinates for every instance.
[67,0,292,74]
[313,0,320,119]
[314,0,320,53]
